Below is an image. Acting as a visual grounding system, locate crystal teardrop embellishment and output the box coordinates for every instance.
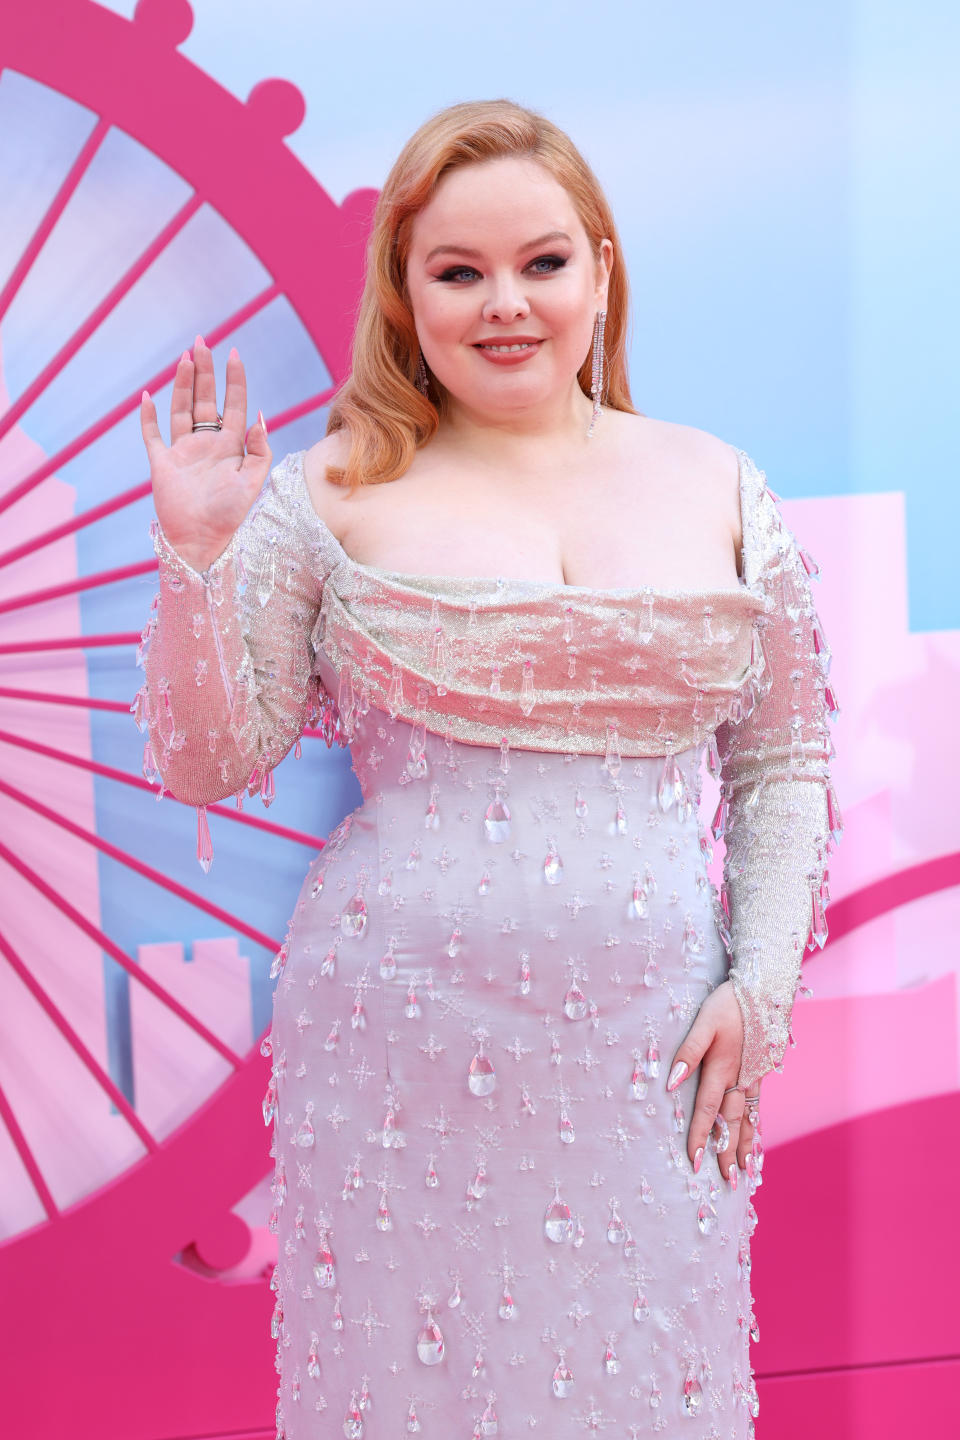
[606,1199,626,1244]
[313,1242,336,1288]
[498,1285,515,1319]
[376,1191,393,1232]
[343,1392,364,1439]
[559,1110,576,1144]
[416,1315,445,1366]
[341,893,368,938]
[519,658,536,716]
[552,1357,575,1399]
[543,844,564,884]
[468,1051,497,1097]
[603,1338,621,1374]
[544,1192,574,1243]
[295,1109,315,1148]
[480,1396,499,1435]
[633,1288,651,1322]
[484,792,511,843]
[697,1197,718,1235]
[563,982,589,1020]
[380,944,398,980]
[683,1371,704,1416]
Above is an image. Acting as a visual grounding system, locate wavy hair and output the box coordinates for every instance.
[325,98,638,487]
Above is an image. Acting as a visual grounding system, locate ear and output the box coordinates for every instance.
[595,237,614,308]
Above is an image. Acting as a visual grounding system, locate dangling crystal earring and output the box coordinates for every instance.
[415,348,430,397]
[587,308,607,438]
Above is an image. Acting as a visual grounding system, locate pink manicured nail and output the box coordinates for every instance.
[693,1146,704,1174]
[258,409,268,436]
[195,333,205,348]
[228,346,238,361]
[727,1164,738,1190]
[745,1153,755,1179]
[666,1060,688,1092]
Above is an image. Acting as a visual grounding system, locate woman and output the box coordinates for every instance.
[136,99,838,1439]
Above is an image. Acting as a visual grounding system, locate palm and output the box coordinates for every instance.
[139,337,271,567]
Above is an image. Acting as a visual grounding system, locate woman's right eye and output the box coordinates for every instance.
[437,266,478,283]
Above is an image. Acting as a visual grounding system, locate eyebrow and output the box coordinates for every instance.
[424,231,574,265]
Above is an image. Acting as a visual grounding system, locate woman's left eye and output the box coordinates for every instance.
[438,255,567,283]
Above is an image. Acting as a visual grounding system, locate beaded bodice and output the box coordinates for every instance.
[133,444,840,1090]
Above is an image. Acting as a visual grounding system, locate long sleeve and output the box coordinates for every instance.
[713,454,842,1092]
[131,453,337,820]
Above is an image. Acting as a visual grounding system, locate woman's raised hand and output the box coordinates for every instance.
[139,336,272,572]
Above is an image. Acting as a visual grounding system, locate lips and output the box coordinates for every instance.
[473,338,543,349]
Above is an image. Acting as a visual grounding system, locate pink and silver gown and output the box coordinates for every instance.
[136,445,839,1439]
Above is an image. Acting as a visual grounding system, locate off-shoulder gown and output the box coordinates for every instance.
[135,445,839,1439]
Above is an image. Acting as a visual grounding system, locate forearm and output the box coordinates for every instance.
[722,776,829,1090]
[136,521,260,806]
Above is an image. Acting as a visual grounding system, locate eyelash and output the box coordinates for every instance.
[437,255,568,283]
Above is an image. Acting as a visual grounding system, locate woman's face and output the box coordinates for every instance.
[405,156,613,429]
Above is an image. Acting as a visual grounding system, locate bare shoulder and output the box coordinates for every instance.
[630,413,741,536]
[301,429,354,524]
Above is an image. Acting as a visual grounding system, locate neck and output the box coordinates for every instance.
[436,383,598,468]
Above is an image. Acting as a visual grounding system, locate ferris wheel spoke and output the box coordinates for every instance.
[0,116,110,328]
[0,726,329,849]
[0,191,204,454]
[0,773,282,955]
[0,480,151,570]
[0,924,157,1153]
[0,631,139,656]
[0,686,129,713]
[0,1075,59,1222]
[0,557,156,616]
[0,835,249,1069]
[0,280,282,519]
[261,384,338,434]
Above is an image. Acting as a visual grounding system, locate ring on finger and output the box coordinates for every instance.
[192,411,224,433]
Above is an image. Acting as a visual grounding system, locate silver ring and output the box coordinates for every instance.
[722,1086,739,1095]
[192,411,223,432]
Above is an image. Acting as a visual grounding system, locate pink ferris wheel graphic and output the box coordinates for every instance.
[0,1,374,1433]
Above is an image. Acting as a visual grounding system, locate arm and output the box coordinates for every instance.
[714,455,841,1092]
[132,457,329,810]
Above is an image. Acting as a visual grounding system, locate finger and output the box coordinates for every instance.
[139,390,166,466]
[242,408,272,475]
[221,346,247,442]
[737,1085,761,1173]
[170,349,196,445]
[687,1057,731,1171]
[717,1090,745,1186]
[666,1007,717,1096]
[192,334,220,427]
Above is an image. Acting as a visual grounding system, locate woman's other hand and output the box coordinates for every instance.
[139,336,272,572]
[665,978,760,1185]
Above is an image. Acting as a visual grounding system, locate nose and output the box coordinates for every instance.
[481,271,531,324]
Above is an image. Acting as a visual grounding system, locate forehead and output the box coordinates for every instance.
[409,157,585,252]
